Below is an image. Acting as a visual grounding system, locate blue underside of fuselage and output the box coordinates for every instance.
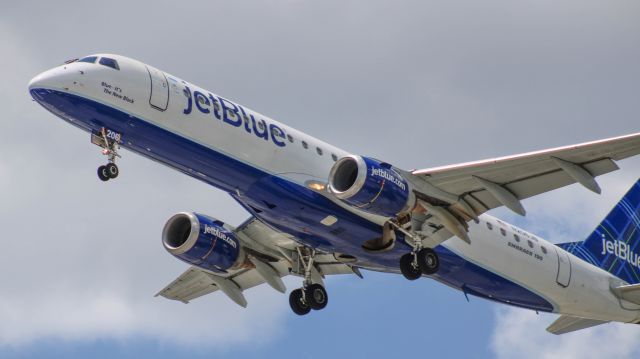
[30,88,554,313]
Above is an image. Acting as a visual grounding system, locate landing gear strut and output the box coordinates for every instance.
[399,234,439,280]
[93,128,121,182]
[289,247,329,316]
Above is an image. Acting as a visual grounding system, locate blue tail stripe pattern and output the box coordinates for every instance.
[558,179,640,284]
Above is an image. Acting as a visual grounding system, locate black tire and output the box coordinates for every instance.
[105,163,119,179]
[97,166,110,181]
[399,253,422,280]
[417,248,439,275]
[306,283,328,310]
[289,288,311,316]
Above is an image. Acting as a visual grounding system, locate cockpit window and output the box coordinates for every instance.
[79,56,98,64]
[99,57,120,70]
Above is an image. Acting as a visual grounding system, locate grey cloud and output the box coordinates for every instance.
[1,0,640,348]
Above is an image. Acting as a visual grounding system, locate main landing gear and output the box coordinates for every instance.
[93,128,121,182]
[289,248,329,316]
[399,238,439,280]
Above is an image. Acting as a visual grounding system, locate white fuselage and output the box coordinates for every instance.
[456,217,640,322]
[28,54,640,324]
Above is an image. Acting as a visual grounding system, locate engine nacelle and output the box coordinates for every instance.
[162,212,244,273]
[328,155,414,217]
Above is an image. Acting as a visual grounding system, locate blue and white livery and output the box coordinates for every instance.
[29,54,640,333]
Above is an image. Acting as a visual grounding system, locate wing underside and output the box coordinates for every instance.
[156,217,358,306]
[412,132,640,216]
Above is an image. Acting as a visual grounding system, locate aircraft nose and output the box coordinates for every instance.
[28,74,42,90]
[28,69,55,91]
[28,66,73,103]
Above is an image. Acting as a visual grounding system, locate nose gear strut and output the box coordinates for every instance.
[92,127,121,182]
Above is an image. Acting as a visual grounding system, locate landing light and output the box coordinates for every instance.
[305,180,327,192]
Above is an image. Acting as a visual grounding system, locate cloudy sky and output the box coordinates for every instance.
[2,0,640,358]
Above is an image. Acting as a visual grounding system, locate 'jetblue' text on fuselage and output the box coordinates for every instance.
[183,86,287,148]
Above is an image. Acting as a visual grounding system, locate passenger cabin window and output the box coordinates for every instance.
[99,57,120,70]
[302,141,308,149]
[486,222,493,230]
[500,228,506,236]
[79,56,98,64]
[316,147,323,156]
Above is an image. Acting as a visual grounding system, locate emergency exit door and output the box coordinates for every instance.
[555,247,572,287]
[147,66,169,111]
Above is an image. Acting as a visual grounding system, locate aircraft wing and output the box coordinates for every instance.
[155,263,289,307]
[412,132,640,216]
[156,217,359,307]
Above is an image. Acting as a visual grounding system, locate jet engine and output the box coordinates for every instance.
[328,155,415,217]
[162,212,245,273]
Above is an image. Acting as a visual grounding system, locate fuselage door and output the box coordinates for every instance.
[146,65,169,111]
[555,247,572,287]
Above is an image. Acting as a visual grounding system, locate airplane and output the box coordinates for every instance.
[28,54,640,334]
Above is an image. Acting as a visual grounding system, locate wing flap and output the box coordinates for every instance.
[546,315,609,335]
[465,158,618,211]
[155,267,218,303]
[156,262,291,305]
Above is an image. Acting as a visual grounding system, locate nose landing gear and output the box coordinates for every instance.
[92,128,121,182]
[97,163,119,181]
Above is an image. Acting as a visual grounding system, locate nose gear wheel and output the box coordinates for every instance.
[92,128,122,181]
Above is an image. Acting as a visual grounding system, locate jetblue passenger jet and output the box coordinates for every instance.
[29,54,640,334]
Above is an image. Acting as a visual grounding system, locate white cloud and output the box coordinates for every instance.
[490,169,640,359]
[491,307,640,359]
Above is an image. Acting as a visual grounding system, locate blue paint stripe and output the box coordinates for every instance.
[31,87,555,313]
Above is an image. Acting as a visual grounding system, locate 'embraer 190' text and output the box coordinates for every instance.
[183,86,286,148]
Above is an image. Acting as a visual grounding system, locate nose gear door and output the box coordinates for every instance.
[146,65,169,111]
